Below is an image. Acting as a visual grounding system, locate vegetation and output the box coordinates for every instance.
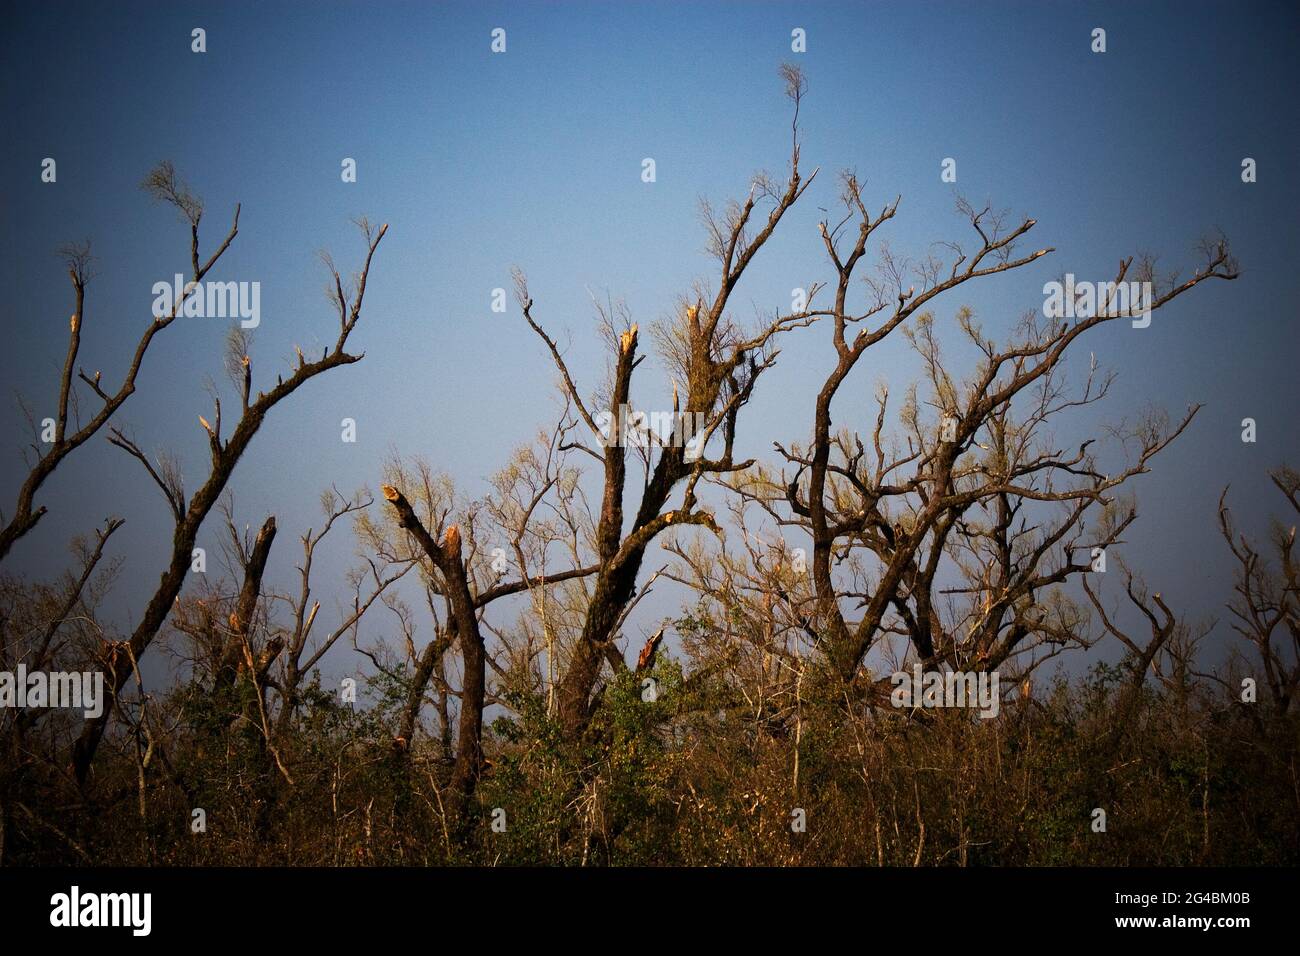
[2,68,1294,866]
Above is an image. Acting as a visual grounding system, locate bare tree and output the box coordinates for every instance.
[767,178,1236,692]
[1218,468,1300,714]
[0,163,240,562]
[371,436,599,832]
[521,64,828,738]
[70,216,389,784]
[272,488,417,737]
[1084,566,1182,743]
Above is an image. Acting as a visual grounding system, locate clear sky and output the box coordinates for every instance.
[3,1,1297,685]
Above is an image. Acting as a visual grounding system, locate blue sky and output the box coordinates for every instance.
[2,1,1297,685]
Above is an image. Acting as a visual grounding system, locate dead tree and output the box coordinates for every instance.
[0,516,123,862]
[380,488,485,826]
[772,178,1236,689]
[212,515,278,692]
[523,65,828,738]
[70,217,388,785]
[0,163,239,563]
[1083,569,1179,744]
[375,450,598,829]
[1219,468,1300,714]
[272,489,417,737]
[167,490,412,776]
[1,517,123,749]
